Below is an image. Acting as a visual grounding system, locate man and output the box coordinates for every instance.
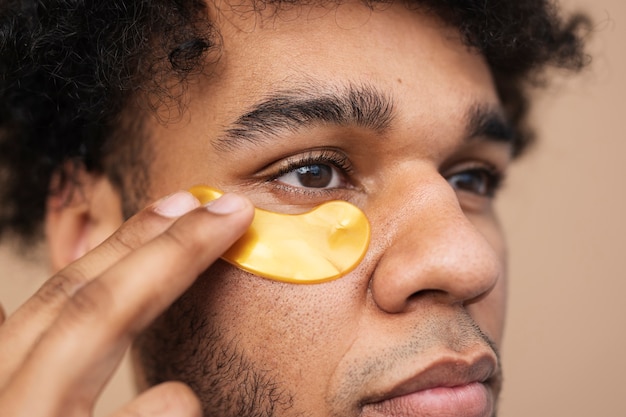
[0,0,588,416]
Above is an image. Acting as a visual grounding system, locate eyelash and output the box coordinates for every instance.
[263,151,505,200]
[445,163,506,198]
[267,150,354,191]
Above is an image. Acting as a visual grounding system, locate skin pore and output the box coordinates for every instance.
[114,1,515,416]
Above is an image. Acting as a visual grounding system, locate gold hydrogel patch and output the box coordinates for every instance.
[189,186,370,284]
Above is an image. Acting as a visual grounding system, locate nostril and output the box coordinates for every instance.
[462,278,499,307]
[405,289,466,309]
[408,289,448,301]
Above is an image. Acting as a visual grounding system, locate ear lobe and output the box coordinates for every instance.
[45,168,124,272]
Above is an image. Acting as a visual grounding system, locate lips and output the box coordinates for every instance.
[363,382,492,417]
[360,353,499,417]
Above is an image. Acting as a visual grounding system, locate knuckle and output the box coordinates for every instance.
[103,210,179,258]
[155,207,253,268]
[61,278,115,325]
[161,226,198,256]
[160,213,210,257]
[34,271,87,307]
[165,209,239,252]
[107,227,139,255]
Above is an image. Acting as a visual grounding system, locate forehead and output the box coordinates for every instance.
[197,0,498,115]
[144,0,502,195]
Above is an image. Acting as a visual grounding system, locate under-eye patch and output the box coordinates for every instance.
[189,186,370,284]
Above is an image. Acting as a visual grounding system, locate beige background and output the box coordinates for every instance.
[1,0,624,415]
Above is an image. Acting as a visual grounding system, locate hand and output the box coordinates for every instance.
[0,191,254,417]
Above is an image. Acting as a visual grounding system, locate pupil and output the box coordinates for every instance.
[296,165,332,188]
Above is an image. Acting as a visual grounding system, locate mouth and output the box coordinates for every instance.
[360,353,500,417]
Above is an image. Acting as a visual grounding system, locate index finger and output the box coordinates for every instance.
[0,191,200,386]
[1,194,254,416]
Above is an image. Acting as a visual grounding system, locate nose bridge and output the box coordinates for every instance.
[369,175,502,314]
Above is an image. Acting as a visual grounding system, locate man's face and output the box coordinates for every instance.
[133,2,512,416]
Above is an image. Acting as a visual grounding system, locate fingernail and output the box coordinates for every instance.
[204,193,247,214]
[153,191,200,218]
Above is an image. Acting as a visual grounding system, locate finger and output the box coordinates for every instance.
[111,382,201,417]
[0,191,200,387]
[0,303,5,325]
[1,194,253,416]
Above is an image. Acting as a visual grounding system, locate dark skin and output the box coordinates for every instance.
[0,188,254,416]
[1,2,515,416]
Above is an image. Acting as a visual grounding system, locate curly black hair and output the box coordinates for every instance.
[0,0,590,243]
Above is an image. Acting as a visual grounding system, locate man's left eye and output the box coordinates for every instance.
[276,164,347,189]
[446,168,503,197]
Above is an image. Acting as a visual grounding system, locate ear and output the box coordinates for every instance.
[45,167,124,272]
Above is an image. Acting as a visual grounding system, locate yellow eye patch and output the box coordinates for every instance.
[189,186,370,284]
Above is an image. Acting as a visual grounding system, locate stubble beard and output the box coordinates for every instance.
[133,285,301,417]
[132,271,502,417]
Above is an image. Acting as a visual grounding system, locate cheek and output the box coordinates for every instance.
[467,276,507,346]
[189,261,367,396]
[467,214,508,344]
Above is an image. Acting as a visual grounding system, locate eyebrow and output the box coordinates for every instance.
[466,103,516,145]
[213,83,517,152]
[213,83,395,152]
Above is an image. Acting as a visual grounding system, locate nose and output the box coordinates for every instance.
[369,175,503,314]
